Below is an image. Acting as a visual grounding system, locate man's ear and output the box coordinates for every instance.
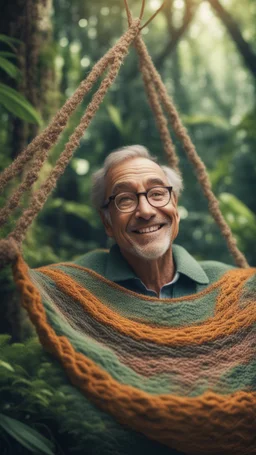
[171,191,178,207]
[171,192,180,222]
[99,210,114,238]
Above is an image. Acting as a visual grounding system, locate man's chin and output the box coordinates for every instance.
[128,240,171,261]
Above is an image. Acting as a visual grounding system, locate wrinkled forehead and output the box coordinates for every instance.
[105,157,168,196]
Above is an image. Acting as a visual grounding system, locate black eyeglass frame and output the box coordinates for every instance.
[101,186,173,212]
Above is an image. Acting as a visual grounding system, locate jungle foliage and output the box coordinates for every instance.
[0,334,112,454]
[0,1,256,452]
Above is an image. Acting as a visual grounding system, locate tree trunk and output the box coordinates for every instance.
[0,0,55,341]
[208,0,256,79]
[0,0,55,158]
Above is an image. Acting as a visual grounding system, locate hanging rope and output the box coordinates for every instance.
[122,3,248,268]
[138,57,179,170]
[11,54,139,245]
[0,53,109,194]
[0,0,249,269]
[124,1,179,170]
[0,20,140,231]
[0,18,141,264]
[135,37,249,268]
[121,2,248,267]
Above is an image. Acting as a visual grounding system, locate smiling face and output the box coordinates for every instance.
[101,157,180,261]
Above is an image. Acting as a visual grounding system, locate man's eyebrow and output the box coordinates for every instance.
[111,178,166,194]
[111,182,135,194]
[146,178,166,187]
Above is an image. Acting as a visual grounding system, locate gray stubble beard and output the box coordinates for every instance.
[127,225,173,260]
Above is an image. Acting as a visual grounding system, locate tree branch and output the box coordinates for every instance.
[208,0,256,78]
[155,0,198,68]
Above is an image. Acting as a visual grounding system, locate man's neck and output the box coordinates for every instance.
[120,247,175,297]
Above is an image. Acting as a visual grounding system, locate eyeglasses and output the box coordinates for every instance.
[102,186,173,213]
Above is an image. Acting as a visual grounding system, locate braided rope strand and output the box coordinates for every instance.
[0,22,140,230]
[135,38,179,170]
[135,35,249,268]
[9,20,140,245]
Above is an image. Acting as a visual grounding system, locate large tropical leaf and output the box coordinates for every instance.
[0,56,20,79]
[0,51,17,59]
[0,413,55,454]
[236,109,256,139]
[219,193,256,240]
[107,104,124,134]
[48,198,97,227]
[0,360,14,372]
[0,83,42,125]
[182,114,229,129]
[0,34,21,51]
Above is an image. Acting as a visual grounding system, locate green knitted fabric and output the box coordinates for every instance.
[26,249,256,455]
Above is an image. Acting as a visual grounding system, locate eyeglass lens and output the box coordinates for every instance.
[115,187,170,212]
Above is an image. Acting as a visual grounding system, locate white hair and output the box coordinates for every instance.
[91,145,183,221]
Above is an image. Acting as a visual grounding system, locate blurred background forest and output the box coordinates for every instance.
[0,0,256,269]
[0,1,256,451]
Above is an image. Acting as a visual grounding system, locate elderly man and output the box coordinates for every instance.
[90,144,233,298]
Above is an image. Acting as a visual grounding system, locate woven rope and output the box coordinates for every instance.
[0,20,140,255]
[133,35,248,268]
[8,20,140,246]
[0,20,140,229]
[0,55,107,194]
[125,2,178,170]
[136,45,179,170]
[0,1,249,269]
[121,3,248,268]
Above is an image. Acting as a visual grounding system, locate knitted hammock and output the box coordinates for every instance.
[0,1,255,454]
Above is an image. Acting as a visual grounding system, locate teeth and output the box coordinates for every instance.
[137,225,161,234]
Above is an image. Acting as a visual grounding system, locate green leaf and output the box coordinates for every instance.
[0,361,14,372]
[48,198,97,226]
[0,56,20,79]
[64,201,94,220]
[0,34,21,51]
[0,413,55,454]
[107,104,124,133]
[0,51,17,59]
[182,114,229,129]
[12,378,32,387]
[236,109,256,139]
[0,335,12,347]
[219,193,256,242]
[0,83,42,125]
[219,193,256,225]
[40,389,53,397]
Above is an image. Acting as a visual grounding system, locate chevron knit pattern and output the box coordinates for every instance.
[12,252,256,455]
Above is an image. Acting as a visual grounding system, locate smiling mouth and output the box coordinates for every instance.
[132,224,164,234]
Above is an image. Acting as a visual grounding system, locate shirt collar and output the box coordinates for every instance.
[105,243,209,285]
[172,244,209,284]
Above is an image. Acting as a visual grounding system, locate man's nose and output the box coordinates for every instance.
[134,195,156,220]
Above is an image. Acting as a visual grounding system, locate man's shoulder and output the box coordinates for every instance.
[172,244,236,285]
[199,259,235,283]
[72,249,109,275]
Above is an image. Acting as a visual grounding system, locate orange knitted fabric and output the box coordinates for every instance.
[12,253,256,454]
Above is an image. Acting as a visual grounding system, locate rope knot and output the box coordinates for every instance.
[0,238,20,269]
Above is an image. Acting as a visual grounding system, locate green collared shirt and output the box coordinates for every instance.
[75,244,234,299]
[104,244,232,298]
